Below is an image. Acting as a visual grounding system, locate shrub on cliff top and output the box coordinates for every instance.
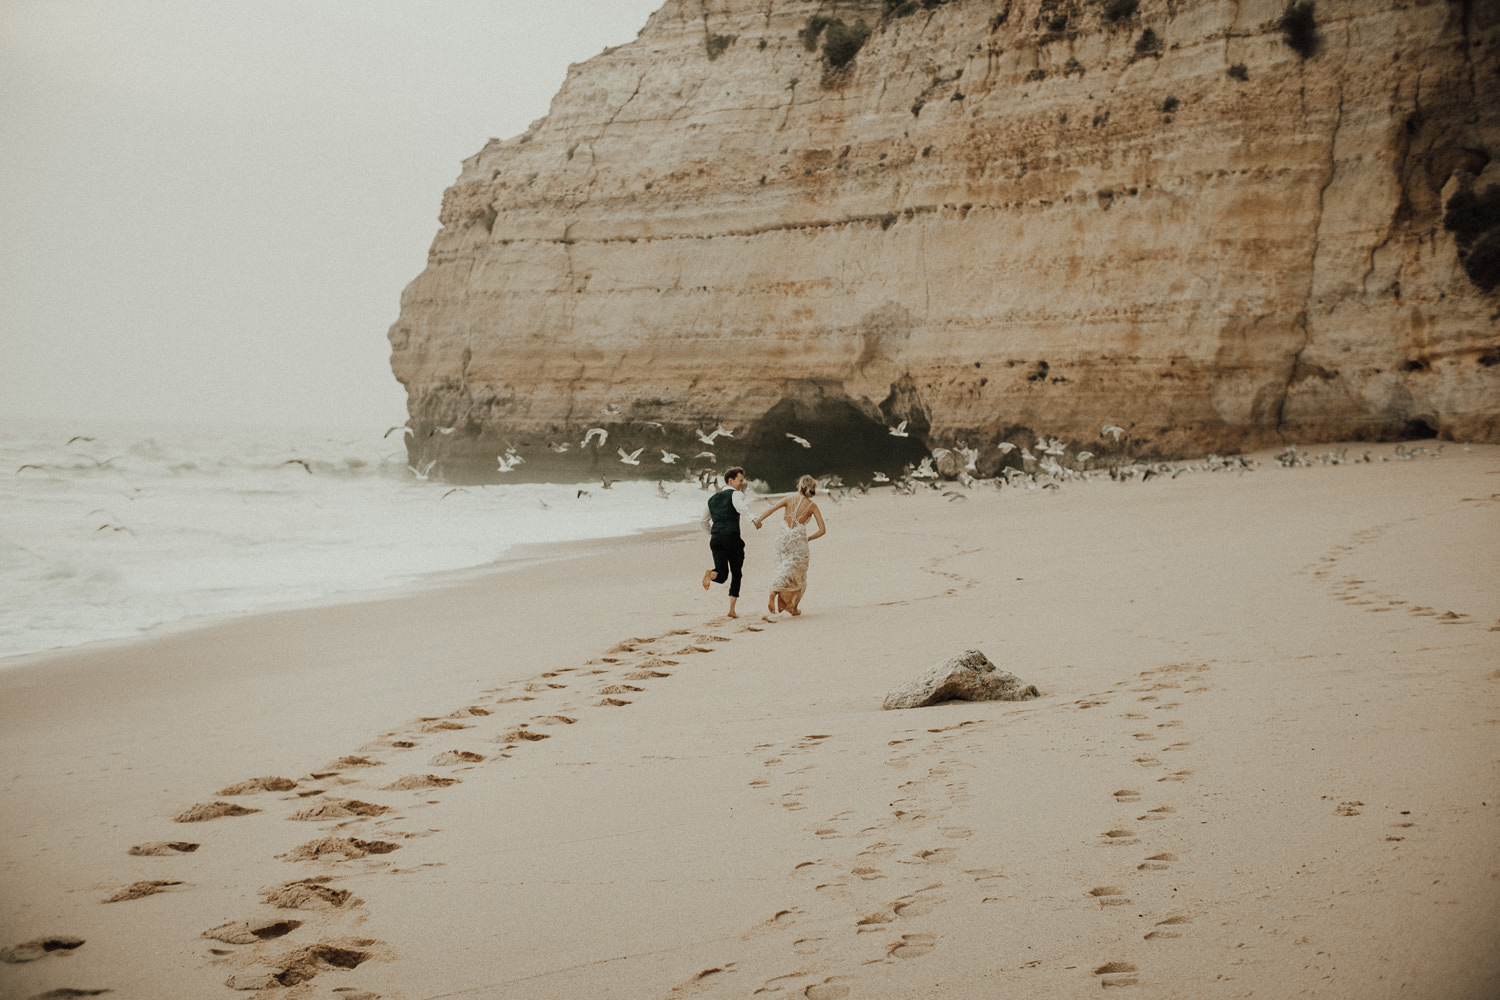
[1134,27,1162,57]
[1279,2,1318,59]
[1103,0,1139,23]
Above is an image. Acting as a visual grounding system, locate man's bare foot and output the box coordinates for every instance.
[768,594,777,613]
[702,569,715,590]
[788,607,801,616]
[727,610,738,618]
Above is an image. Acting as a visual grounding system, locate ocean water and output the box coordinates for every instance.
[0,420,706,662]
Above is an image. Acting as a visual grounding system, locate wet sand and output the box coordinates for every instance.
[2,443,1497,999]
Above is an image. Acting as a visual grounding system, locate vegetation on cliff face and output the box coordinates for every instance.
[1279,2,1319,59]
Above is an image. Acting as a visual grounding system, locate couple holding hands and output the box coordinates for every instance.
[700,467,827,619]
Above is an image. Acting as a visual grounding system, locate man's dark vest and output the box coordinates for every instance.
[707,489,740,535]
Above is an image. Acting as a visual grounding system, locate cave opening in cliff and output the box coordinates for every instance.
[741,387,930,492]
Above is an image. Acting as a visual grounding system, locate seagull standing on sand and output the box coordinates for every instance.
[786,433,812,448]
[618,447,643,465]
[888,420,909,437]
[997,442,1017,454]
[872,471,890,483]
[582,428,608,447]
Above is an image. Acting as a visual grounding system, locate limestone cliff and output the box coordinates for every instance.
[388,0,1500,485]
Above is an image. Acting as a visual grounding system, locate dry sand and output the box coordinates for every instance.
[1,443,1497,999]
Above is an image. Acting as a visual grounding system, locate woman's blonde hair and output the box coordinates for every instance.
[798,475,818,496]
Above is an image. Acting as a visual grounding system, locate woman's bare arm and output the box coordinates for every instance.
[806,503,827,542]
[753,495,792,529]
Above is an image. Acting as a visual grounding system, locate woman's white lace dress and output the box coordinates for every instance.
[768,512,810,596]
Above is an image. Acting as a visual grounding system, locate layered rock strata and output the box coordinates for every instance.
[388,0,1500,485]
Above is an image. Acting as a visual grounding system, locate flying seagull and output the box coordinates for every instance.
[618,447,644,465]
[383,426,413,439]
[582,428,608,447]
[888,420,909,437]
[65,436,96,445]
[660,449,680,464]
[786,433,812,448]
[1101,424,1125,442]
[282,459,312,473]
[695,451,717,463]
[996,442,1017,454]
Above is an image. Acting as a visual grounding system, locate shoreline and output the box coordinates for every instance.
[2,445,1497,998]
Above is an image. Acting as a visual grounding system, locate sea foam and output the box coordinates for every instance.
[0,420,705,661]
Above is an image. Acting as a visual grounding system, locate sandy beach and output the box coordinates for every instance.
[2,444,1497,999]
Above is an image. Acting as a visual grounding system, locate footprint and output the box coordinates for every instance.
[127,841,199,856]
[1138,852,1177,871]
[223,939,378,991]
[0,937,86,963]
[1088,886,1130,906]
[278,837,401,862]
[793,936,826,955]
[429,750,486,766]
[1100,829,1138,845]
[261,879,354,910]
[1113,790,1141,803]
[598,697,632,707]
[381,774,459,791]
[1138,806,1176,821]
[1144,915,1191,940]
[218,776,298,795]
[887,933,936,959]
[100,880,186,903]
[497,728,550,743]
[202,919,303,944]
[289,799,390,821]
[1093,960,1139,987]
[173,801,259,822]
[804,977,852,999]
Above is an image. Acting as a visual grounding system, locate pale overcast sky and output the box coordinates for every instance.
[0,1,664,430]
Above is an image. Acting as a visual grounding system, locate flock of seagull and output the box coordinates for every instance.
[380,408,1470,491]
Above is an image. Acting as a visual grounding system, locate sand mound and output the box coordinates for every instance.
[217,776,297,795]
[126,841,198,856]
[172,801,258,823]
[277,838,400,862]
